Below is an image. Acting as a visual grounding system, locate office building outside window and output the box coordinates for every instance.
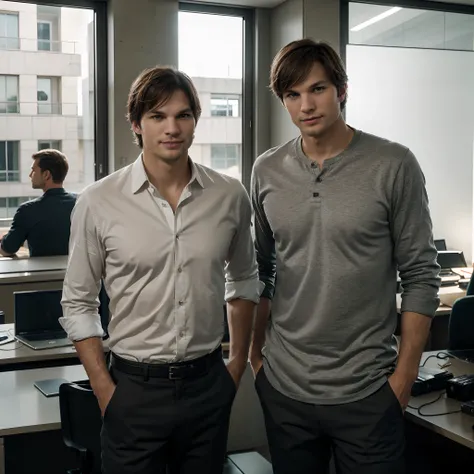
[0,74,19,113]
[0,1,98,236]
[0,141,20,182]
[210,144,240,172]
[38,140,61,151]
[210,95,240,117]
[179,9,245,181]
[0,11,19,50]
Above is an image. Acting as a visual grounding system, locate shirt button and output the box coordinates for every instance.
[179,330,185,338]
[313,192,319,197]
[161,203,167,207]
[175,234,180,240]
[316,176,322,183]
[311,162,317,168]
[178,300,184,306]
[177,267,183,273]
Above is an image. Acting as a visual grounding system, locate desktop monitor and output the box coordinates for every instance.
[434,239,447,251]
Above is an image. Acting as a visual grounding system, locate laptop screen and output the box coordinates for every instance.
[436,251,467,270]
[14,289,64,336]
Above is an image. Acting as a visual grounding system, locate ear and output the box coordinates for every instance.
[131,122,142,135]
[338,84,348,104]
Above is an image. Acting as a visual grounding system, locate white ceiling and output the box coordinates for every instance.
[191,0,474,9]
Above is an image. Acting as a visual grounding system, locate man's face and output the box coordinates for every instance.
[132,89,196,164]
[29,159,47,189]
[282,62,346,139]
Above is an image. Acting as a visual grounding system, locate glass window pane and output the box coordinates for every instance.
[179,12,243,180]
[7,142,19,171]
[349,3,474,51]
[0,142,6,170]
[37,22,52,51]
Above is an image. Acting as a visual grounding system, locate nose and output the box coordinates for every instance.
[300,93,316,115]
[165,117,180,136]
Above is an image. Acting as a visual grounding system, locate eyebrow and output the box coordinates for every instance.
[148,107,193,116]
[286,81,328,94]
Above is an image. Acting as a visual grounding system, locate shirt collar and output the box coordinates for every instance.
[44,188,66,196]
[131,154,205,194]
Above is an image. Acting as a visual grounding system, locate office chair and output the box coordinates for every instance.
[59,380,103,474]
[448,295,474,351]
[466,270,474,297]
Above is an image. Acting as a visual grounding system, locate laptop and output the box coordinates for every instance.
[436,251,468,286]
[14,289,73,350]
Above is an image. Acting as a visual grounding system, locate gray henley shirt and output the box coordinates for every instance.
[251,129,441,405]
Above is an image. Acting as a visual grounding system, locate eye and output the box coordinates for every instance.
[179,113,192,119]
[151,115,163,120]
[313,86,326,93]
[285,92,298,100]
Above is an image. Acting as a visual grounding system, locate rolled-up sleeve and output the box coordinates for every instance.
[60,191,105,340]
[224,184,263,304]
[1,205,28,255]
[251,167,277,300]
[392,150,441,317]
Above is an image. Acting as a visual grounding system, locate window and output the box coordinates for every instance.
[0,141,20,182]
[37,21,52,51]
[0,197,30,218]
[179,4,254,186]
[210,144,240,172]
[211,95,240,117]
[0,75,19,113]
[37,77,61,114]
[38,140,61,151]
[0,12,19,50]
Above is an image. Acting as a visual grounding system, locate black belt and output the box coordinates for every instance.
[110,347,222,380]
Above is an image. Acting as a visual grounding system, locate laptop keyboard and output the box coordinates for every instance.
[23,331,67,341]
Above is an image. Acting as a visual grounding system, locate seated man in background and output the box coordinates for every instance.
[0,149,76,257]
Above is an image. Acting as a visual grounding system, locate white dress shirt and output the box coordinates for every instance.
[60,156,262,362]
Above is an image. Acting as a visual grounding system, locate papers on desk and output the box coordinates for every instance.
[0,331,14,345]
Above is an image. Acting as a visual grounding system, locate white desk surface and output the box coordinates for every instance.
[0,364,87,436]
[0,256,67,284]
[406,351,474,450]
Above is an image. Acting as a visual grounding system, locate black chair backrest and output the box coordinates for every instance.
[59,380,102,474]
[448,296,474,351]
[466,271,474,297]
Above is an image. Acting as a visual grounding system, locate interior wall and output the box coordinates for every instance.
[346,45,474,263]
[269,0,303,147]
[108,0,179,172]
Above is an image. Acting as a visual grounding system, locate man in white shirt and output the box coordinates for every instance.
[60,66,261,474]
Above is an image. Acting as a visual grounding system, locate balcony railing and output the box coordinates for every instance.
[0,101,79,115]
[0,36,80,54]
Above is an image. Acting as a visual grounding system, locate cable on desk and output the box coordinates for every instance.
[407,392,461,417]
[0,328,22,351]
[420,352,450,367]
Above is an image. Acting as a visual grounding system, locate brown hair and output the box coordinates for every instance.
[32,149,68,183]
[270,39,348,110]
[127,66,202,148]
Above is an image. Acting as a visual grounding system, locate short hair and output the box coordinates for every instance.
[32,149,69,183]
[270,39,348,110]
[126,66,202,148]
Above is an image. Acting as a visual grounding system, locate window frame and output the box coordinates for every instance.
[179,2,255,190]
[37,19,53,51]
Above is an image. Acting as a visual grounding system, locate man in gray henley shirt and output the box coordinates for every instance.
[250,39,440,474]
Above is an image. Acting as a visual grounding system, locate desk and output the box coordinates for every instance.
[405,351,474,473]
[0,361,266,473]
[0,324,81,372]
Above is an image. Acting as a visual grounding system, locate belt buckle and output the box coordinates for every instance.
[169,365,182,380]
